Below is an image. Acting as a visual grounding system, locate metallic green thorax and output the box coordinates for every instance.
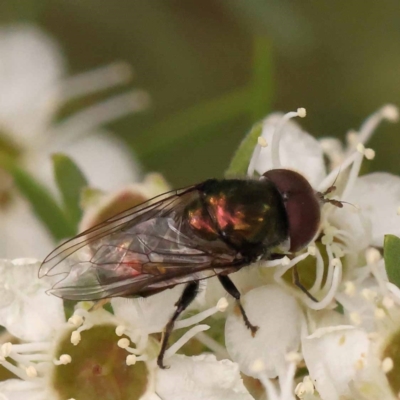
[187,179,289,257]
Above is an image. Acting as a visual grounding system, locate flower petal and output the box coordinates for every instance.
[345,172,400,247]
[111,286,183,334]
[225,284,304,378]
[156,354,254,400]
[254,113,326,188]
[1,197,55,259]
[302,325,380,400]
[0,379,54,400]
[0,259,65,341]
[28,131,141,195]
[0,24,63,144]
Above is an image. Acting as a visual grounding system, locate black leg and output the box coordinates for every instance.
[157,281,199,369]
[218,275,259,336]
[292,265,318,302]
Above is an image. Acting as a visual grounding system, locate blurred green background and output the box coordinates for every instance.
[2,0,400,187]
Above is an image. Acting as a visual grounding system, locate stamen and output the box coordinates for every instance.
[164,324,209,360]
[0,360,30,380]
[310,245,324,294]
[271,108,306,169]
[357,104,399,146]
[295,376,315,399]
[247,136,268,177]
[341,149,364,201]
[174,297,228,330]
[126,354,147,366]
[50,90,150,141]
[273,252,311,281]
[61,62,134,102]
[318,150,360,192]
[303,261,342,310]
[195,332,230,359]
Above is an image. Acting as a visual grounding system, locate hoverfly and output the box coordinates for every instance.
[40,168,341,368]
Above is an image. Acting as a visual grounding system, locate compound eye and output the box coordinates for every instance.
[263,169,321,252]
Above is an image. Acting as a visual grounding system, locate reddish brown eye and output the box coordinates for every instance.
[263,169,321,252]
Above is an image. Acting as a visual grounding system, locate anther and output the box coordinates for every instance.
[71,331,81,346]
[285,351,302,364]
[216,297,229,312]
[54,354,72,365]
[126,354,137,366]
[364,148,375,160]
[281,256,290,266]
[250,359,265,373]
[382,357,394,373]
[116,325,126,337]
[118,338,130,349]
[307,245,316,256]
[366,248,381,265]
[297,108,306,118]
[257,136,268,147]
[26,365,38,378]
[1,342,12,358]
[344,281,356,296]
[68,315,84,327]
[397,206,400,216]
[381,104,399,122]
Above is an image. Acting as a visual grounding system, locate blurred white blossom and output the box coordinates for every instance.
[0,24,149,259]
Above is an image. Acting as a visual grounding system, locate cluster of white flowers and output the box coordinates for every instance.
[1,103,400,400]
[1,21,400,400]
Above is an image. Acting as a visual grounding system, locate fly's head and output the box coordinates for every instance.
[262,169,332,253]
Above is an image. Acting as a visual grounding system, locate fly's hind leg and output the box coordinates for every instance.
[157,281,199,369]
[218,275,259,336]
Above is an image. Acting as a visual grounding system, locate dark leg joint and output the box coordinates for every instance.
[218,275,259,336]
[157,281,199,369]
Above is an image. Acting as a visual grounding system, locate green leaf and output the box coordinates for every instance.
[384,234,400,288]
[140,86,252,158]
[224,121,263,177]
[52,153,88,229]
[250,36,273,122]
[0,152,75,241]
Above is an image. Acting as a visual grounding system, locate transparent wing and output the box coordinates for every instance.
[40,186,240,300]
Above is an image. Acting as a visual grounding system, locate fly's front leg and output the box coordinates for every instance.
[292,264,318,302]
[157,281,199,369]
[218,275,259,336]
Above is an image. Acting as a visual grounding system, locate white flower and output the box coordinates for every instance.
[0,258,250,400]
[214,105,399,396]
[156,354,254,400]
[0,24,149,259]
[225,285,305,379]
